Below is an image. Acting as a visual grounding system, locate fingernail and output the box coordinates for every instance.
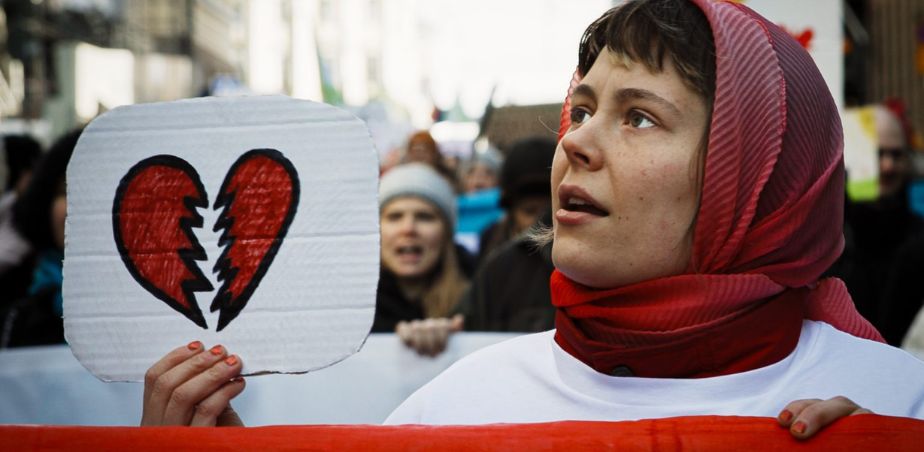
[231,376,245,383]
[792,421,807,435]
[224,355,238,366]
[778,410,792,423]
[209,345,224,356]
[187,341,202,351]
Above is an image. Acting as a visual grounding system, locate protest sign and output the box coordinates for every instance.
[64,96,379,382]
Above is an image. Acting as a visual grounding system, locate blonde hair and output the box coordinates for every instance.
[420,238,469,318]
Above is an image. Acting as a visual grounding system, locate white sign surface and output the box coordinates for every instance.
[64,95,379,382]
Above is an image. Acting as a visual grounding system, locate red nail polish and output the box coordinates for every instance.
[209,345,224,356]
[187,341,202,351]
[792,421,807,435]
[778,410,792,423]
[224,355,238,366]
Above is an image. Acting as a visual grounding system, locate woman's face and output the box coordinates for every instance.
[380,196,448,280]
[551,49,709,288]
[875,107,911,198]
[463,163,498,193]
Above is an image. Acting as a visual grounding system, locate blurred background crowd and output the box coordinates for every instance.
[0,0,924,361]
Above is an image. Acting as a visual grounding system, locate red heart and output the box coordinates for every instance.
[112,149,300,331]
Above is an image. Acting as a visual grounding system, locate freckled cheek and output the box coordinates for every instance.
[626,161,696,225]
[653,160,694,191]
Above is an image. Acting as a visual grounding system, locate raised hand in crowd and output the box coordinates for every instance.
[396,314,464,357]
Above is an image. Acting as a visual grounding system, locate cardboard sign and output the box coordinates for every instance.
[63,95,379,382]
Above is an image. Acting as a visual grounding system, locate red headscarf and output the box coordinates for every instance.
[552,0,882,378]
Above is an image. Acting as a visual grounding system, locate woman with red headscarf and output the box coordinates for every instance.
[384,0,923,432]
[139,0,919,439]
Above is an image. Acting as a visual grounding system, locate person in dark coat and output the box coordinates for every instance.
[0,135,42,286]
[1,129,81,347]
[834,103,924,344]
[461,211,555,332]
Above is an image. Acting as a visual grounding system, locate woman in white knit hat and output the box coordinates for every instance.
[373,163,472,356]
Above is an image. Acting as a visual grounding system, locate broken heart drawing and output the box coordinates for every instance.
[112,149,300,331]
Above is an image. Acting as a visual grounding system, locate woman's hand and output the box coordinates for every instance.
[777,396,872,440]
[141,341,246,426]
[396,314,464,357]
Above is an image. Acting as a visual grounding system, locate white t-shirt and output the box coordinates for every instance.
[385,320,924,424]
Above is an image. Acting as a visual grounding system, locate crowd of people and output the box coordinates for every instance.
[830,101,924,350]
[2,80,924,358]
[375,98,924,359]
[1,0,924,440]
[0,129,81,347]
[143,0,924,436]
[376,130,561,354]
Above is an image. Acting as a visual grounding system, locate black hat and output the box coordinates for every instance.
[4,134,42,191]
[500,137,556,208]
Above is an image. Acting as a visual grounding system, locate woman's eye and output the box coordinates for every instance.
[415,212,438,222]
[569,108,591,126]
[628,111,655,129]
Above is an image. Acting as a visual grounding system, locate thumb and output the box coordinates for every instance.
[450,314,464,332]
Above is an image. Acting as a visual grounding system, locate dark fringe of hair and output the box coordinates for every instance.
[578,0,716,102]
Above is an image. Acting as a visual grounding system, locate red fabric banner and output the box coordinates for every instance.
[3,415,921,451]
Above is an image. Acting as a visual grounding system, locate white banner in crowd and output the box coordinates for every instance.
[0,334,516,425]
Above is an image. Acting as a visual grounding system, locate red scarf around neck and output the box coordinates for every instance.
[552,271,804,378]
[552,0,883,379]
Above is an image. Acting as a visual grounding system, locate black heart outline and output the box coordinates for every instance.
[210,149,301,331]
[112,155,213,329]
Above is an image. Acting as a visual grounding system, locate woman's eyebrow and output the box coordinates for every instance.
[572,84,597,101]
[614,88,681,116]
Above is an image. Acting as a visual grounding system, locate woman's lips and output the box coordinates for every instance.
[394,245,424,264]
[556,184,608,225]
[555,208,604,225]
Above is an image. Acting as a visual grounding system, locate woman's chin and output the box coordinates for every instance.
[389,264,428,281]
[552,254,613,289]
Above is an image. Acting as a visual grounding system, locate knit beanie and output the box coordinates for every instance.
[379,163,457,228]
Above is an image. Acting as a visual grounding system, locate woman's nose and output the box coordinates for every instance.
[398,216,418,235]
[559,124,604,171]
